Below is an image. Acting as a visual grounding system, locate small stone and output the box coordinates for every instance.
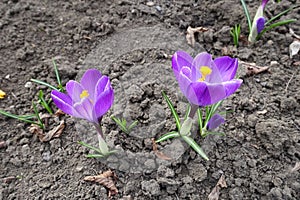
[42,151,51,161]
[75,165,84,172]
[146,2,155,6]
[24,82,32,88]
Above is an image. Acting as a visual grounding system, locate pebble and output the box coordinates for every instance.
[24,81,32,88]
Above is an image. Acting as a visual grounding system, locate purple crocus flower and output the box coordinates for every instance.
[51,69,114,124]
[172,51,242,107]
[207,114,225,130]
[248,0,269,42]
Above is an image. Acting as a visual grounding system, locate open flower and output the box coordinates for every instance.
[51,69,114,124]
[172,51,242,106]
[248,0,269,42]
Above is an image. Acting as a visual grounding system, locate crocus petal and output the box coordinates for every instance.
[261,0,269,9]
[94,76,110,102]
[80,69,102,100]
[51,90,74,116]
[94,88,114,119]
[207,114,225,130]
[256,17,265,34]
[224,79,243,97]
[73,98,96,123]
[66,80,85,103]
[172,51,193,79]
[214,57,238,81]
[191,52,213,81]
[186,82,209,106]
[177,67,192,97]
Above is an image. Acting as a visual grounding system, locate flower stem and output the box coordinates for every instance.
[94,122,104,139]
[188,104,199,119]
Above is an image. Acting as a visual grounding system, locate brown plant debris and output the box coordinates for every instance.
[208,174,227,200]
[2,176,17,184]
[84,170,118,197]
[240,61,270,76]
[152,138,172,160]
[54,109,65,117]
[186,26,209,47]
[29,120,65,142]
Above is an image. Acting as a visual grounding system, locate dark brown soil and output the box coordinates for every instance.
[1,0,299,199]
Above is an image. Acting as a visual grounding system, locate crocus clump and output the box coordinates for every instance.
[172,51,243,107]
[51,69,114,156]
[51,69,114,124]
[248,0,269,42]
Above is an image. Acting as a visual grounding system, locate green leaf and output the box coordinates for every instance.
[0,109,38,125]
[78,141,103,153]
[197,108,204,136]
[86,154,105,158]
[179,117,193,136]
[52,59,64,92]
[257,19,297,40]
[38,90,53,114]
[128,120,138,131]
[182,136,209,160]
[162,91,181,130]
[30,79,59,91]
[202,131,225,138]
[240,0,252,32]
[32,101,44,129]
[265,5,299,26]
[156,131,180,143]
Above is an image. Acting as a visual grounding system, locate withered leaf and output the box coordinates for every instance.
[186,26,209,47]
[29,120,65,142]
[240,61,269,76]
[152,138,172,161]
[208,174,227,200]
[84,170,118,197]
[54,109,65,117]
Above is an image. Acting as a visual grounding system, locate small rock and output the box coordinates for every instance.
[146,2,155,6]
[42,151,51,161]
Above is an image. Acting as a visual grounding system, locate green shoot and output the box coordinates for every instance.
[32,101,44,129]
[78,141,117,158]
[240,0,252,32]
[162,91,181,130]
[38,90,53,114]
[111,116,138,134]
[156,131,179,143]
[0,109,39,125]
[182,136,209,160]
[30,79,59,91]
[52,59,64,92]
[230,24,241,47]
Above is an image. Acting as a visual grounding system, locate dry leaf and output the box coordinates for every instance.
[29,120,65,142]
[54,109,65,117]
[208,174,227,200]
[186,26,209,47]
[0,89,6,99]
[152,138,172,160]
[289,28,300,40]
[291,162,300,172]
[2,176,17,184]
[240,61,269,76]
[84,170,118,197]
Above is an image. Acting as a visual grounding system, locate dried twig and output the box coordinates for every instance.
[291,162,300,172]
[84,170,118,197]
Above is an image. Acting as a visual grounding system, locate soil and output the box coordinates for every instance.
[0,0,300,199]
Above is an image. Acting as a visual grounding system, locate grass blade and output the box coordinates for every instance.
[52,59,64,92]
[78,141,102,154]
[240,0,252,32]
[156,131,180,143]
[182,136,209,160]
[197,108,203,135]
[0,109,37,124]
[30,79,59,91]
[162,91,181,130]
[32,101,44,129]
[265,5,299,26]
[38,90,53,114]
[257,19,296,40]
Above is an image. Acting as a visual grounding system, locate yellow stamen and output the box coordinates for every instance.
[0,89,6,99]
[198,66,212,82]
[80,90,89,99]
